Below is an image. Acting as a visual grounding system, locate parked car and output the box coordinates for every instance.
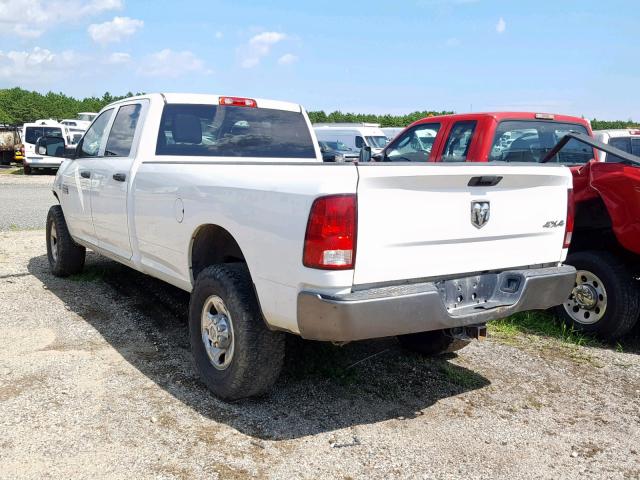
[37,94,575,400]
[318,140,359,162]
[0,125,21,165]
[592,128,640,162]
[376,112,639,340]
[22,121,69,174]
[314,123,388,154]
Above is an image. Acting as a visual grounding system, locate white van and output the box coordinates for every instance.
[593,129,640,162]
[22,121,69,174]
[314,123,388,154]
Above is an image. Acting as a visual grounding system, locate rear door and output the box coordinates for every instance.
[90,100,147,259]
[353,163,572,285]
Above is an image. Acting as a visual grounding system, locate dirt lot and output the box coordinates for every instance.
[1,229,639,479]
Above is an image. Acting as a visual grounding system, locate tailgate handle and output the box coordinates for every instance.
[468,175,502,187]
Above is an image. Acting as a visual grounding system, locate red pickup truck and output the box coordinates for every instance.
[375,112,640,340]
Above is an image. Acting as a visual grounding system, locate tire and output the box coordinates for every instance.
[555,250,640,341]
[46,205,86,277]
[23,164,31,175]
[189,264,285,400]
[0,152,10,165]
[397,329,470,356]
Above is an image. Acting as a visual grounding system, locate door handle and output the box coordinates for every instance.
[80,170,91,179]
[468,175,503,187]
[113,173,127,182]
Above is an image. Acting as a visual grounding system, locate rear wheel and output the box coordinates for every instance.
[555,251,639,341]
[397,329,470,356]
[23,164,31,175]
[46,205,86,277]
[189,264,285,400]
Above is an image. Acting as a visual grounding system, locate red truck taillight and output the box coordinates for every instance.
[303,195,357,270]
[564,189,575,249]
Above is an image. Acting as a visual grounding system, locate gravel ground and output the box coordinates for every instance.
[1,230,639,480]
[0,171,55,231]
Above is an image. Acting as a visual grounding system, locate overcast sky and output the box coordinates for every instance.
[0,0,637,119]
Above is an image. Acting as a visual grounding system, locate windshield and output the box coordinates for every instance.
[156,104,316,158]
[323,140,353,151]
[78,113,96,122]
[24,127,63,145]
[366,135,388,148]
[490,120,593,164]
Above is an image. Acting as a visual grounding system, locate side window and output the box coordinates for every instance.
[355,136,364,148]
[79,109,114,158]
[442,121,476,162]
[105,104,142,157]
[386,123,441,162]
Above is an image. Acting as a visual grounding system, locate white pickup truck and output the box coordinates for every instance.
[38,93,576,400]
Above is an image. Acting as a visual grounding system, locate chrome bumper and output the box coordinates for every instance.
[297,265,576,342]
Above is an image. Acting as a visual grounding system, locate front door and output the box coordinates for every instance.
[59,109,114,245]
[90,101,147,260]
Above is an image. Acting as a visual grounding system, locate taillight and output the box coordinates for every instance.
[219,96,257,108]
[564,189,574,248]
[303,194,357,270]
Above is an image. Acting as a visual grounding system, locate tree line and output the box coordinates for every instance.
[0,87,637,131]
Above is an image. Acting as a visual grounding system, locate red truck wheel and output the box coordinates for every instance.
[556,251,639,341]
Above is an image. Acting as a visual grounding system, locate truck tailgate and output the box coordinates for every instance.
[353,164,572,286]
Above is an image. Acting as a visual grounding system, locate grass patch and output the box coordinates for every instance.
[0,166,22,175]
[69,266,108,283]
[489,310,601,347]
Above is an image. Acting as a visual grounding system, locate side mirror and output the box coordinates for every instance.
[372,153,383,162]
[359,145,372,162]
[64,146,78,159]
[35,136,66,157]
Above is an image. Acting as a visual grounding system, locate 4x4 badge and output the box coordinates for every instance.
[471,201,490,229]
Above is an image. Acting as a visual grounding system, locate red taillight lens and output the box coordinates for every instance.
[564,189,574,248]
[303,194,357,270]
[219,96,257,108]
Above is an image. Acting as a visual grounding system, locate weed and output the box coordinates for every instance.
[489,311,601,348]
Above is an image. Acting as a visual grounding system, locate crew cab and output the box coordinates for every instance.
[376,112,640,340]
[38,95,576,400]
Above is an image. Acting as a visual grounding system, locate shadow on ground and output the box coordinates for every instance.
[28,253,492,440]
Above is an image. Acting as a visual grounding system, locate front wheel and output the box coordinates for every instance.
[397,329,470,356]
[189,264,285,400]
[46,205,86,277]
[555,250,639,341]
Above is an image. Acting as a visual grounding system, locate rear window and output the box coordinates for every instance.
[490,120,593,164]
[24,127,63,145]
[607,136,640,162]
[156,104,315,158]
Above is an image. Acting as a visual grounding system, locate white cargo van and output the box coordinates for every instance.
[314,123,388,153]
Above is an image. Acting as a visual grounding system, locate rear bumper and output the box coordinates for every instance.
[297,265,576,341]
[24,156,62,168]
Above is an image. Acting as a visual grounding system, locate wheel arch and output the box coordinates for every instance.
[189,224,247,285]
